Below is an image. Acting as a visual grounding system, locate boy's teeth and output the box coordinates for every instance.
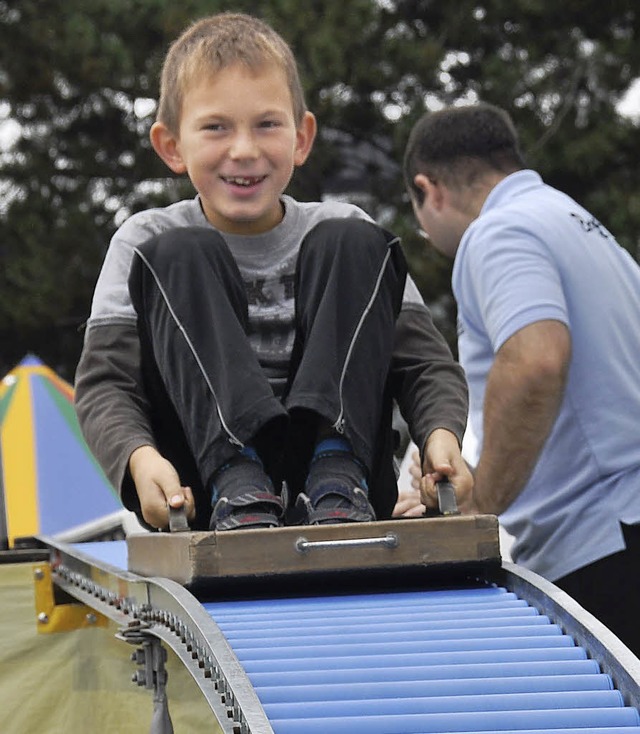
[226,176,261,186]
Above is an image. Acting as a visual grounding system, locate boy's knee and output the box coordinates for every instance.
[307,217,386,242]
[302,218,392,261]
[136,226,229,269]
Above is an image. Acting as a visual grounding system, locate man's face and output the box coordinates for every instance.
[411,193,454,259]
[410,177,467,260]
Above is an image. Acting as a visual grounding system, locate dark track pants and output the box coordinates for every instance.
[554,522,640,658]
[128,219,406,527]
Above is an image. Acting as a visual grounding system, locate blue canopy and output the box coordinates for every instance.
[0,354,121,547]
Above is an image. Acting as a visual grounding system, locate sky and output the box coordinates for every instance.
[617,78,640,120]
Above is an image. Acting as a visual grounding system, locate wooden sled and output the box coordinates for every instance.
[127,513,501,593]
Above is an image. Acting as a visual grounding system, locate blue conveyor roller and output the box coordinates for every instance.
[204,586,640,733]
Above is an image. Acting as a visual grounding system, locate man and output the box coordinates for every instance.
[403,102,640,656]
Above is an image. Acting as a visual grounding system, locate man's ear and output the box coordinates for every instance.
[414,173,445,211]
[293,111,317,167]
[150,121,187,174]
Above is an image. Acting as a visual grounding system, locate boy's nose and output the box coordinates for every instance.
[229,130,259,159]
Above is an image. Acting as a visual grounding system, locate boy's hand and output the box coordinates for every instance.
[129,445,196,530]
[419,428,477,514]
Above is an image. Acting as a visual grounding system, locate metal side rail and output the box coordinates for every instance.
[40,536,274,734]
[39,536,640,734]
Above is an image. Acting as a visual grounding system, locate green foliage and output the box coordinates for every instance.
[0,0,638,378]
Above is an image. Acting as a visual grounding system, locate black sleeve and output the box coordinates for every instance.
[390,302,468,459]
[74,322,155,512]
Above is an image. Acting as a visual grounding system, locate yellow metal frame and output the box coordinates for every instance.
[32,562,108,634]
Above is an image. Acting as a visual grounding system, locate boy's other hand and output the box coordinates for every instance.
[129,445,196,530]
[419,428,477,514]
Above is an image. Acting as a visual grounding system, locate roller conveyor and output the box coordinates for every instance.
[206,589,638,733]
[30,524,640,734]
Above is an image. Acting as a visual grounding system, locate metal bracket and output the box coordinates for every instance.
[33,563,108,634]
[118,621,174,734]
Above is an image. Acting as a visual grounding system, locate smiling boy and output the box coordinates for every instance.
[154,56,315,234]
[75,12,471,533]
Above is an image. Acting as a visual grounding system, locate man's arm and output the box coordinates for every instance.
[472,319,571,515]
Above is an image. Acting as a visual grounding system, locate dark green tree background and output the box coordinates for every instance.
[0,0,638,379]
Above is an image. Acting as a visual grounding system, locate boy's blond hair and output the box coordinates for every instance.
[156,12,307,134]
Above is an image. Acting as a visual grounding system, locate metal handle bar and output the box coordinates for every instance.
[295,533,398,553]
[437,480,461,516]
[168,506,190,533]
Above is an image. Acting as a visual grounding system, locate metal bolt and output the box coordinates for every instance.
[86,613,97,625]
[37,612,49,624]
[34,568,44,581]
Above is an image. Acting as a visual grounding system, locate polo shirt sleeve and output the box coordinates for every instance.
[458,214,570,353]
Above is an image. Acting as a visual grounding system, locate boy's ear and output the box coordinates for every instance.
[150,121,187,174]
[293,111,317,167]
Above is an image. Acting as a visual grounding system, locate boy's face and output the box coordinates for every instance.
[151,63,316,235]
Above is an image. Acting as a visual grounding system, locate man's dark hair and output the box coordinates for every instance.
[403,103,526,205]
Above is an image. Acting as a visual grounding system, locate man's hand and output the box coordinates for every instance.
[419,428,476,514]
[128,445,196,530]
[392,459,425,517]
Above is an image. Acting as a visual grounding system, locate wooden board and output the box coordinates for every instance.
[127,514,501,590]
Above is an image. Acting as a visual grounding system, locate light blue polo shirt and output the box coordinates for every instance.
[454,170,640,581]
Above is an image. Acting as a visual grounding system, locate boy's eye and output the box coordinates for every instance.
[259,120,281,129]
[203,123,225,132]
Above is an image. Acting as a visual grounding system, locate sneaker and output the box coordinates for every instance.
[208,449,284,531]
[210,490,285,531]
[295,482,375,525]
[299,436,375,525]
